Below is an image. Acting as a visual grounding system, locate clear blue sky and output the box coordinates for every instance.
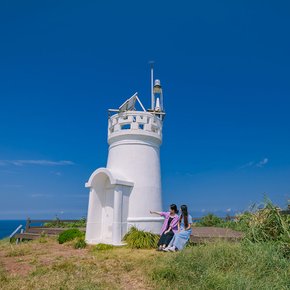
[0,1,289,219]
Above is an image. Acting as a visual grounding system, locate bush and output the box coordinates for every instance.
[64,218,86,228]
[123,227,159,249]
[44,217,86,228]
[58,229,84,244]
[74,237,87,249]
[197,213,224,227]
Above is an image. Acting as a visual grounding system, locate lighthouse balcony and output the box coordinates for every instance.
[108,111,162,139]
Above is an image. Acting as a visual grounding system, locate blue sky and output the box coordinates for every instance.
[0,1,289,219]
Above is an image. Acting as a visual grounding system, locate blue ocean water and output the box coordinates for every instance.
[0,220,26,239]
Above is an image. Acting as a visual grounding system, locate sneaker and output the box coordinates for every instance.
[168,246,176,252]
[162,247,170,252]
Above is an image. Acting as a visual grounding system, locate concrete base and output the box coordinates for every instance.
[86,239,126,246]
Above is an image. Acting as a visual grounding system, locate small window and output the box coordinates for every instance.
[139,124,144,130]
[121,124,131,130]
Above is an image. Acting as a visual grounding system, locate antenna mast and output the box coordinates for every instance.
[149,61,154,110]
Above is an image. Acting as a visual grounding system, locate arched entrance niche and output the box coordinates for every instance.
[85,168,133,245]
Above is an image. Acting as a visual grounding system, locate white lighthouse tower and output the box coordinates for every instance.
[85,66,165,245]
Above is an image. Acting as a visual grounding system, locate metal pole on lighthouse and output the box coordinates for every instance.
[149,61,155,110]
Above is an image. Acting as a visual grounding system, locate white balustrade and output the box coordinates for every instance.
[108,111,162,138]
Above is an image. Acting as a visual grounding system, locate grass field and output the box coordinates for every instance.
[0,237,289,290]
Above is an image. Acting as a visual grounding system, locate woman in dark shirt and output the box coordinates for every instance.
[150,204,179,251]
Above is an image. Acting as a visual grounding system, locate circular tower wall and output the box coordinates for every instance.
[107,111,163,233]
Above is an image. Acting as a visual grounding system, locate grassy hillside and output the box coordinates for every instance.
[1,200,289,289]
[0,238,289,290]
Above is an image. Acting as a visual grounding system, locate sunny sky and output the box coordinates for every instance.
[0,1,289,219]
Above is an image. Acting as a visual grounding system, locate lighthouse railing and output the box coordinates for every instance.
[108,111,162,138]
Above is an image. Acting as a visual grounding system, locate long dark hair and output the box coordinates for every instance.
[179,205,189,228]
[170,204,178,214]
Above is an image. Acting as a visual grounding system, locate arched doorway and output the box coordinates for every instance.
[85,168,133,245]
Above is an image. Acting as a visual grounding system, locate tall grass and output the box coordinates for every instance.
[196,199,290,243]
[73,237,87,249]
[195,199,290,260]
[123,226,159,249]
[244,200,290,243]
[151,241,290,289]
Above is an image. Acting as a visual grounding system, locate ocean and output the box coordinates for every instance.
[0,220,26,239]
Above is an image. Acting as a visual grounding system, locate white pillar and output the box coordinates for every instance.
[86,187,104,244]
[86,188,98,243]
[112,185,123,245]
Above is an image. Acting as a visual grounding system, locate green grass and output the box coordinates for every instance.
[151,241,290,290]
[74,237,87,249]
[0,267,8,283]
[1,198,289,289]
[0,237,289,289]
[92,243,115,251]
[5,247,30,257]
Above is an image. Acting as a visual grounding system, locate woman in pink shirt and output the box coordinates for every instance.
[150,204,179,251]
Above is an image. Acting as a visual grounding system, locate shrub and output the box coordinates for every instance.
[65,218,86,228]
[44,217,86,228]
[197,213,224,227]
[43,217,62,228]
[123,227,159,249]
[74,237,87,249]
[58,229,84,244]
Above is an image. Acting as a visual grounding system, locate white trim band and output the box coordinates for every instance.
[127,217,164,222]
